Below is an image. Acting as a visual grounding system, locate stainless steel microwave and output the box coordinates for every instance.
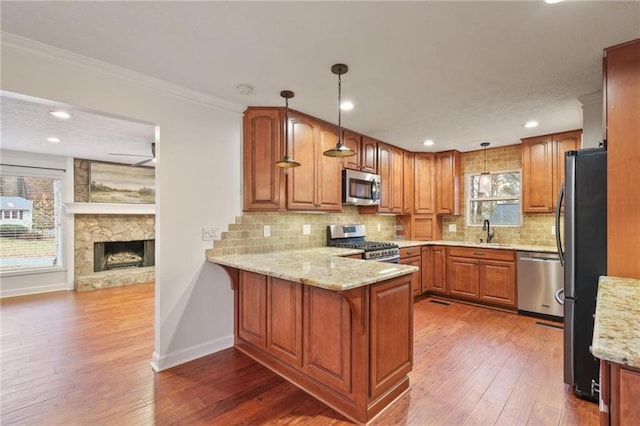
[342,169,381,206]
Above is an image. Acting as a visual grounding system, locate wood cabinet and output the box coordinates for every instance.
[414,153,436,214]
[377,142,404,214]
[410,214,441,241]
[445,247,516,308]
[287,112,342,211]
[402,151,415,214]
[232,268,413,424]
[343,131,378,174]
[600,360,640,425]
[521,130,581,213]
[242,108,286,211]
[435,151,461,215]
[399,246,421,296]
[430,246,447,294]
[605,39,640,279]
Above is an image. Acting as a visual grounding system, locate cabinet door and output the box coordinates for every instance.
[317,125,343,211]
[402,151,415,215]
[479,260,516,307]
[361,136,378,174]
[287,114,318,210]
[377,142,393,213]
[414,153,435,214]
[400,255,421,296]
[302,286,352,395]
[412,215,439,241]
[618,367,640,425]
[391,146,404,214]
[342,130,361,171]
[267,277,303,367]
[431,246,447,294]
[447,256,479,299]
[435,151,461,215]
[552,130,581,210]
[242,108,285,211]
[522,137,553,213]
[238,271,267,347]
[370,276,413,400]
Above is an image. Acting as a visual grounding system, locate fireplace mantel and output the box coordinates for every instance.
[64,202,156,215]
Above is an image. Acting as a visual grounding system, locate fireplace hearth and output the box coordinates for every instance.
[94,239,155,272]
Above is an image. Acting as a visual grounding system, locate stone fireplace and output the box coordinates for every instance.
[74,214,155,291]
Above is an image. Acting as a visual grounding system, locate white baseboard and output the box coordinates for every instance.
[150,334,234,372]
[0,282,69,298]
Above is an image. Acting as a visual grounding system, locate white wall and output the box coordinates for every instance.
[1,33,244,370]
[579,91,604,149]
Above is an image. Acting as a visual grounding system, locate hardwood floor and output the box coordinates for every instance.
[0,284,598,425]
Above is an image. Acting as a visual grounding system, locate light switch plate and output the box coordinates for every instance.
[303,224,311,235]
[263,225,271,237]
[202,226,221,241]
[448,224,457,232]
[551,225,556,235]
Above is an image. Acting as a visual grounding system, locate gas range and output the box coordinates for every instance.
[327,224,400,263]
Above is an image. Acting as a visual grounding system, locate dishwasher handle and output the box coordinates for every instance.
[519,256,560,263]
[555,288,565,305]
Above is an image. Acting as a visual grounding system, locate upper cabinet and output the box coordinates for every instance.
[521,130,581,213]
[243,108,286,211]
[414,153,436,214]
[402,151,415,215]
[435,150,461,215]
[377,142,403,214]
[287,112,342,211]
[243,107,342,213]
[342,131,378,174]
[605,39,640,279]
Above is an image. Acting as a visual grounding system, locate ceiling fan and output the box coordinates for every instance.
[108,142,155,166]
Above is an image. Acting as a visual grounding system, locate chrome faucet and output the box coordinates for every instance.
[482,219,495,243]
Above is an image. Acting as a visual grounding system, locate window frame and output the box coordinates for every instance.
[465,168,523,227]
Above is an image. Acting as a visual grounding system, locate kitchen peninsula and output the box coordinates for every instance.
[207,247,418,424]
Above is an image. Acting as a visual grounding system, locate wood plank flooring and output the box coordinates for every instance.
[0,284,598,425]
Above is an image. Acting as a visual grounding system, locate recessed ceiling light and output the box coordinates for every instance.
[46,137,62,143]
[49,110,71,119]
[544,0,563,4]
[423,139,434,146]
[524,121,539,128]
[340,101,354,111]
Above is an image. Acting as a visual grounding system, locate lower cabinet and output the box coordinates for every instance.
[600,360,640,426]
[438,247,516,308]
[399,247,422,296]
[232,269,413,424]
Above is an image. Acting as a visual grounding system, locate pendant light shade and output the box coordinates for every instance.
[274,90,301,168]
[323,64,357,158]
[480,142,490,175]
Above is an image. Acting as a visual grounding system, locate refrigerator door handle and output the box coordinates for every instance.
[555,288,565,305]
[556,181,565,267]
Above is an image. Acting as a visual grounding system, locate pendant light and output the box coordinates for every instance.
[479,142,491,195]
[480,142,490,175]
[323,64,357,158]
[274,90,301,168]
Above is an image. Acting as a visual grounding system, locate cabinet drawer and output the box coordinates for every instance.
[447,247,514,262]
[399,246,422,259]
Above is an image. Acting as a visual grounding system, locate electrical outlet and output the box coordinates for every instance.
[202,226,221,241]
[448,224,457,232]
[303,224,311,235]
[263,225,271,237]
[377,223,381,231]
[551,225,556,235]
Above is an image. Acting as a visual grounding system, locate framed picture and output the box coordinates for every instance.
[89,162,155,204]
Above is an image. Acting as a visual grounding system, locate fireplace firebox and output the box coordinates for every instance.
[94,239,155,272]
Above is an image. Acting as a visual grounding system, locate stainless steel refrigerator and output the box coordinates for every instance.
[556,147,607,402]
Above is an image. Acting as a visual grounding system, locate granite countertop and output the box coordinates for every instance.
[390,240,558,253]
[206,247,418,291]
[591,276,640,369]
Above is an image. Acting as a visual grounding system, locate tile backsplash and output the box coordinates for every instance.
[210,206,396,256]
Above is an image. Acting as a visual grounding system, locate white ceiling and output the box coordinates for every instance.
[1,1,639,159]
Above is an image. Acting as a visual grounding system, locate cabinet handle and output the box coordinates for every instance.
[473,252,486,256]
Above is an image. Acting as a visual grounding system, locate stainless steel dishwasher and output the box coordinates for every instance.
[517,251,564,320]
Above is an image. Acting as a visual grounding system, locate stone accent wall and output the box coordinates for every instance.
[209,206,397,256]
[74,214,155,291]
[74,159,90,202]
[441,144,558,247]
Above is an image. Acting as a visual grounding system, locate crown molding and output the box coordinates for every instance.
[578,91,603,107]
[1,32,246,114]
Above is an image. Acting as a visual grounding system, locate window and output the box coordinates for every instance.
[0,173,64,273]
[467,170,521,226]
